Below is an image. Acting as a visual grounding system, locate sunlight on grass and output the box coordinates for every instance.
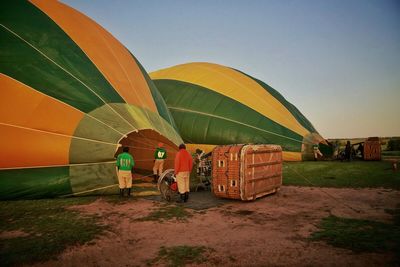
[283,161,400,189]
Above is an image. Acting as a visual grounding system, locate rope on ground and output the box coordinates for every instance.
[58,174,156,198]
[59,184,119,198]
[285,164,362,214]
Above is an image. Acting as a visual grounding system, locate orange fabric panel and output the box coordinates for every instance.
[30,0,157,112]
[0,124,70,168]
[0,74,83,135]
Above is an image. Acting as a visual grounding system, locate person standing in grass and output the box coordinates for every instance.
[344,141,352,161]
[313,143,323,161]
[153,142,167,183]
[332,141,339,159]
[116,147,135,197]
[174,143,193,203]
[357,143,364,159]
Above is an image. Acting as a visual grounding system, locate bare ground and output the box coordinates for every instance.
[33,186,399,267]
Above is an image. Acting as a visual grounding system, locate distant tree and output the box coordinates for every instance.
[387,138,400,151]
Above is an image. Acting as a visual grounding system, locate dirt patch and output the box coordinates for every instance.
[0,230,30,239]
[33,186,399,267]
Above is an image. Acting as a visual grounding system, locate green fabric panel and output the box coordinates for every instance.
[0,167,72,200]
[72,113,123,144]
[69,140,117,164]
[69,163,117,194]
[88,104,134,135]
[233,68,317,133]
[170,109,300,152]
[154,79,303,152]
[69,103,124,164]
[111,104,152,131]
[69,104,183,164]
[90,102,180,142]
[0,1,124,113]
[111,104,183,145]
[130,53,178,130]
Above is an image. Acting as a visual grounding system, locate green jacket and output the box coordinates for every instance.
[116,152,135,171]
[154,147,167,159]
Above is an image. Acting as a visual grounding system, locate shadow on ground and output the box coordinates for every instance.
[145,190,236,210]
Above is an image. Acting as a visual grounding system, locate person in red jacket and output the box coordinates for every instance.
[174,143,193,203]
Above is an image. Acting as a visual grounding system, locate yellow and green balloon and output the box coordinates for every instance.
[150,62,325,161]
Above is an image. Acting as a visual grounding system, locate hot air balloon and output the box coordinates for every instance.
[150,62,326,161]
[0,1,182,199]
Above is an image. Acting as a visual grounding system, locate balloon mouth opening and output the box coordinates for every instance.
[114,129,179,173]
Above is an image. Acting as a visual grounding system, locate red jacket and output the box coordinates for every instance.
[174,149,193,174]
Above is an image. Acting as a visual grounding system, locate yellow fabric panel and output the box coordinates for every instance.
[0,74,83,135]
[150,62,309,137]
[282,151,302,161]
[30,0,157,112]
[0,124,70,168]
[186,144,216,155]
[187,144,301,161]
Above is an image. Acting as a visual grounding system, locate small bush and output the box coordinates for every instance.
[387,138,400,151]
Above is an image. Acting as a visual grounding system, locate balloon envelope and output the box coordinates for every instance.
[0,1,182,199]
[150,62,325,161]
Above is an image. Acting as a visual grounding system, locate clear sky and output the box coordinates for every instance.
[63,0,400,139]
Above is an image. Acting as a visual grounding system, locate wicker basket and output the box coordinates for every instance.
[212,144,282,201]
[364,137,381,161]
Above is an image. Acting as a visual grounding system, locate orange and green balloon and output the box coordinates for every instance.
[0,0,182,199]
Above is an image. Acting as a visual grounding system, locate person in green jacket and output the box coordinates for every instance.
[153,142,167,183]
[313,143,323,161]
[116,147,135,197]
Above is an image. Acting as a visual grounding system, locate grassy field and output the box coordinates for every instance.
[283,161,400,189]
[1,161,399,266]
[382,150,400,157]
[285,160,400,263]
[310,208,400,264]
[0,197,107,267]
